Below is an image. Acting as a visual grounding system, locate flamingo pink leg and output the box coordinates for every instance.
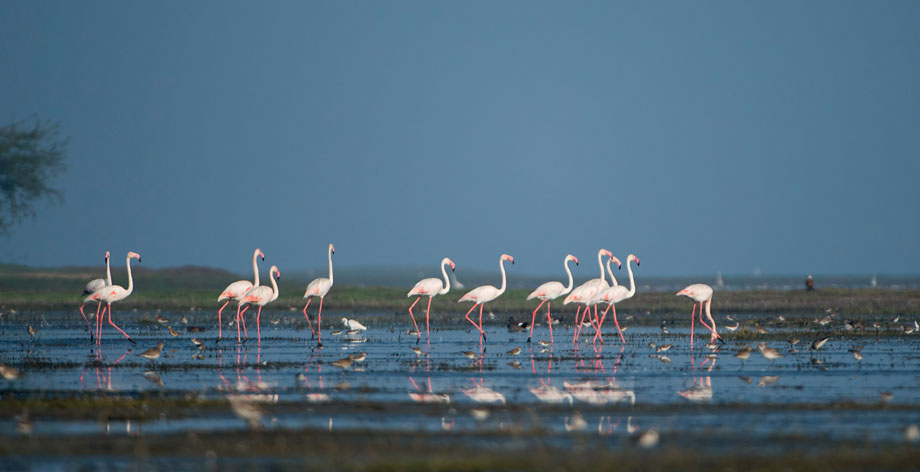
[256,306,263,345]
[217,300,230,340]
[593,305,604,343]
[546,301,554,344]
[464,304,486,340]
[239,305,250,338]
[529,299,546,342]
[595,304,611,343]
[94,303,104,345]
[697,302,719,339]
[317,297,324,345]
[407,296,423,340]
[425,296,432,345]
[478,304,486,343]
[106,304,134,344]
[97,304,107,345]
[573,306,583,343]
[236,304,243,343]
[690,302,696,348]
[78,303,94,340]
[302,298,316,338]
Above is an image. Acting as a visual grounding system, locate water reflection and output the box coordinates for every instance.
[461,378,506,405]
[677,352,715,402]
[409,377,449,404]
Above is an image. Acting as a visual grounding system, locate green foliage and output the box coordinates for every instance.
[0,116,68,235]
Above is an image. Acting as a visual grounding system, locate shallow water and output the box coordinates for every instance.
[1,311,919,450]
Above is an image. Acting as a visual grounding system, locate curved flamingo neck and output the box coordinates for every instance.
[606,258,619,287]
[596,250,607,283]
[105,257,112,286]
[125,255,135,296]
[625,259,636,297]
[498,257,508,295]
[327,247,334,285]
[270,271,279,301]
[252,250,261,287]
[563,258,575,294]
[439,258,451,295]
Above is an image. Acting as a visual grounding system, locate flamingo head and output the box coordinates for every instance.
[611,256,622,270]
[629,254,639,267]
[502,254,514,264]
[256,248,265,261]
[104,251,110,261]
[567,254,579,266]
[329,243,335,255]
[446,258,456,271]
[676,287,692,297]
[601,249,613,258]
[271,266,281,279]
[128,251,141,263]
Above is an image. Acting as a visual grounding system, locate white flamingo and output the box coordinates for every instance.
[303,243,334,346]
[84,251,141,345]
[564,249,616,343]
[238,265,280,345]
[217,248,264,343]
[595,254,640,344]
[676,283,720,346]
[526,254,578,344]
[406,257,456,344]
[79,251,111,342]
[458,254,514,344]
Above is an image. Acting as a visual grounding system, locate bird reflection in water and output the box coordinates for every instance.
[677,351,715,402]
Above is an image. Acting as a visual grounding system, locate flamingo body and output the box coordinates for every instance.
[457,254,514,343]
[83,278,107,296]
[302,244,335,345]
[677,283,713,303]
[406,257,455,344]
[526,254,579,343]
[676,283,719,345]
[458,285,502,304]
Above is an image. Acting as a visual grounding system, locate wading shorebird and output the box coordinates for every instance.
[526,254,578,344]
[564,249,616,343]
[303,244,334,346]
[216,249,264,343]
[458,254,514,344]
[79,251,111,342]
[85,251,142,345]
[676,283,721,346]
[238,266,281,345]
[406,257,456,344]
[595,254,640,344]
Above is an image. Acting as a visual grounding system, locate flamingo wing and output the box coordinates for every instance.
[304,277,332,298]
[459,285,499,303]
[241,286,272,306]
[218,280,254,301]
[83,278,107,295]
[408,278,441,297]
[528,281,564,300]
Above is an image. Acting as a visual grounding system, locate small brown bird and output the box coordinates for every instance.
[27,325,36,337]
[810,337,830,351]
[508,361,522,369]
[191,338,204,347]
[181,315,188,324]
[407,329,420,336]
[346,329,361,336]
[734,346,752,360]
[461,351,477,360]
[757,344,784,360]
[167,325,181,337]
[138,342,165,360]
[788,338,800,346]
[656,344,672,353]
[758,376,779,387]
[155,314,169,324]
[537,340,551,347]
[506,346,522,356]
[648,342,657,350]
[410,347,424,356]
[660,324,669,334]
[0,364,23,381]
[704,342,720,350]
[738,376,752,384]
[350,352,367,363]
[725,323,739,332]
[330,357,352,369]
[331,329,345,336]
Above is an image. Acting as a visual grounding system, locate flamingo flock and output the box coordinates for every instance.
[79,245,723,349]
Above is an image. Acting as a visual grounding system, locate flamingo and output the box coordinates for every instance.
[676,283,721,346]
[79,251,111,342]
[458,254,514,344]
[84,251,141,345]
[217,249,264,343]
[526,254,579,344]
[303,243,334,346]
[595,254,640,344]
[406,257,456,344]
[564,249,617,343]
[238,265,280,345]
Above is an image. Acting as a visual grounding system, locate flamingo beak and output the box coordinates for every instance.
[636,259,640,267]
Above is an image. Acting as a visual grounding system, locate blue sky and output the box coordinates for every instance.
[1,1,918,277]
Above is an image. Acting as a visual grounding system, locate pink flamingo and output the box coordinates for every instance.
[676,283,720,346]
[526,254,579,344]
[303,243,334,346]
[564,249,617,343]
[595,254,640,344]
[79,251,111,342]
[84,251,141,345]
[407,257,456,345]
[238,265,280,345]
[458,254,514,344]
[217,249,265,343]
